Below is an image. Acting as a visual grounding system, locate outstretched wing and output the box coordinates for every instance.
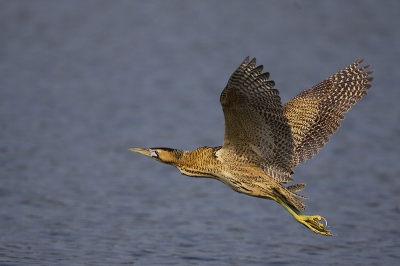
[220,57,294,183]
[282,59,374,167]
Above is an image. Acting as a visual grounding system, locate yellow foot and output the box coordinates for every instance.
[274,196,333,236]
[297,214,332,236]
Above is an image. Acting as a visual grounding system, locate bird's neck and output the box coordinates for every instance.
[176,146,222,178]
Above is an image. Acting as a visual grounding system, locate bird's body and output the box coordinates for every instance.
[130,57,373,236]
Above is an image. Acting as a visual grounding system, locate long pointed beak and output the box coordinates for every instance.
[128,147,151,156]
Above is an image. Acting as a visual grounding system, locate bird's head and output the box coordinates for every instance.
[129,147,183,166]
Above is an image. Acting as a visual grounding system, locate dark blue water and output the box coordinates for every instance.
[1,1,400,265]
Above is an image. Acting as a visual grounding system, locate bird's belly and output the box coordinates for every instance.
[215,168,275,199]
[215,171,254,195]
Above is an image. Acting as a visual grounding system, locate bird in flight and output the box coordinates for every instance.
[130,57,373,236]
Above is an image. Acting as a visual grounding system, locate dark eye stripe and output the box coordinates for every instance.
[151,147,175,152]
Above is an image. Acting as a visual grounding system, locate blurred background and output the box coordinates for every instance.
[1,1,399,265]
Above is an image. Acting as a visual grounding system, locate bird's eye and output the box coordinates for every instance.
[150,149,158,158]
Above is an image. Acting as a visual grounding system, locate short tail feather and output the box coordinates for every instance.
[287,183,306,192]
[287,183,308,199]
[284,183,308,210]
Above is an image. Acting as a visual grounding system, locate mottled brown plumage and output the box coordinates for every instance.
[130,57,373,236]
[283,59,373,166]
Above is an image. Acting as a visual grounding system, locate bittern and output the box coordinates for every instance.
[130,57,373,236]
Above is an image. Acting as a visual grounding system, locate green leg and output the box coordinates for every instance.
[274,196,332,236]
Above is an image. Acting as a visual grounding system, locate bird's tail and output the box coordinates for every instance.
[287,183,308,198]
[281,183,308,210]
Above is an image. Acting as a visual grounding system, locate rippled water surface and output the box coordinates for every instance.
[1,1,400,265]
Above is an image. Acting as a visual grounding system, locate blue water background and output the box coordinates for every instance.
[1,1,400,265]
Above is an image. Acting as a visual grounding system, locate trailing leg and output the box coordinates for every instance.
[273,195,332,236]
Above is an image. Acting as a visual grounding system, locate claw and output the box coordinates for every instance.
[296,214,332,236]
[296,214,333,236]
[316,216,328,227]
